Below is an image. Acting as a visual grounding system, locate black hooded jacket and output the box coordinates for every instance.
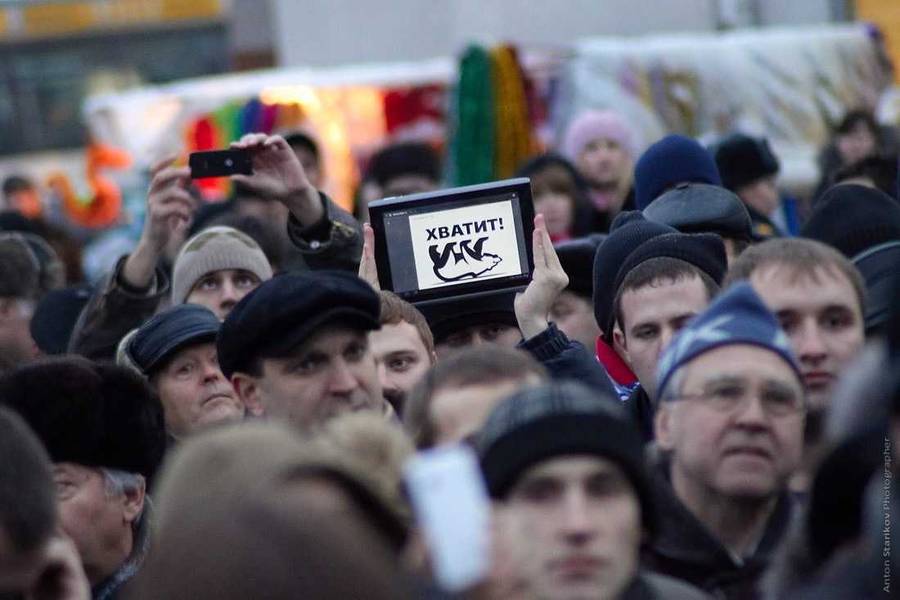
[642,458,796,600]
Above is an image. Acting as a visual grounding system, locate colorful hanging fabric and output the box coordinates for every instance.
[452,45,495,186]
[239,98,264,136]
[384,85,445,136]
[491,45,535,179]
[187,116,226,199]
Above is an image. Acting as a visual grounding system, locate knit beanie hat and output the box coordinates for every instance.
[593,213,676,341]
[561,110,638,162]
[656,282,801,401]
[555,234,605,299]
[712,133,780,192]
[613,232,727,306]
[634,134,722,209]
[477,381,655,534]
[172,226,272,305]
[801,183,900,260]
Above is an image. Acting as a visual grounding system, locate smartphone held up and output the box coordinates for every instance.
[189,149,253,179]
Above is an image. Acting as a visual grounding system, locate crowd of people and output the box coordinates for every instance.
[0,102,898,600]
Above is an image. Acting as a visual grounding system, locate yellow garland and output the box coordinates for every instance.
[491,45,534,179]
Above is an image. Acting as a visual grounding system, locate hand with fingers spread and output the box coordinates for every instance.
[123,157,193,288]
[358,223,381,290]
[230,133,323,225]
[514,214,570,340]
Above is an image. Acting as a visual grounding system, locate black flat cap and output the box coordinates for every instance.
[128,304,221,376]
[218,271,380,379]
[556,235,606,299]
[643,183,753,242]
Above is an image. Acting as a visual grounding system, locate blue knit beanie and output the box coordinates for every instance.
[655,282,801,400]
[634,135,722,210]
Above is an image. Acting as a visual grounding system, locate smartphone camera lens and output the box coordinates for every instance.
[225,158,233,167]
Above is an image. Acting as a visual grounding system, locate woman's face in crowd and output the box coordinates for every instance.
[837,122,877,166]
[534,191,575,238]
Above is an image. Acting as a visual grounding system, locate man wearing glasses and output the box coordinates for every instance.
[644,282,806,599]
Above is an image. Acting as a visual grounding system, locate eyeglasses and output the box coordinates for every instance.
[672,381,806,417]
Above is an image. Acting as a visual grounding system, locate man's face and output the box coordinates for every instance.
[0,298,38,371]
[435,323,522,361]
[551,291,601,351]
[656,345,805,501]
[430,377,541,446]
[749,264,865,411]
[153,342,244,439]
[52,463,143,586]
[577,138,630,189]
[503,456,641,600]
[370,321,433,411]
[185,269,262,320]
[737,176,780,216]
[291,146,323,189]
[614,276,711,399]
[236,327,383,430]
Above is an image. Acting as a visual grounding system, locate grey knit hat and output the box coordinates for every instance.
[171,226,272,305]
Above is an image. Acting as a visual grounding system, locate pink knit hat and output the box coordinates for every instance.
[561,110,638,161]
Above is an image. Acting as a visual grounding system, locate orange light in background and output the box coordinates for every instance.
[856,0,900,83]
[259,85,386,210]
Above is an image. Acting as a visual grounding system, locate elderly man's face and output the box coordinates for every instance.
[656,345,805,501]
[749,264,864,411]
[152,342,244,439]
[502,456,642,600]
[52,463,144,586]
[235,326,383,430]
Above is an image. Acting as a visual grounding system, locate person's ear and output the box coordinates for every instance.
[121,476,146,525]
[0,297,14,320]
[232,372,264,417]
[654,404,674,451]
[613,326,629,361]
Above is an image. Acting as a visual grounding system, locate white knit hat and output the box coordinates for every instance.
[171,226,272,304]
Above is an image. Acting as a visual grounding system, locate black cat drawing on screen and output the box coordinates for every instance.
[428,236,502,282]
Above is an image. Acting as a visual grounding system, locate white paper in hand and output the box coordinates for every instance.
[404,444,491,592]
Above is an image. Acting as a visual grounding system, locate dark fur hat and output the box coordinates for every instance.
[0,357,166,478]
